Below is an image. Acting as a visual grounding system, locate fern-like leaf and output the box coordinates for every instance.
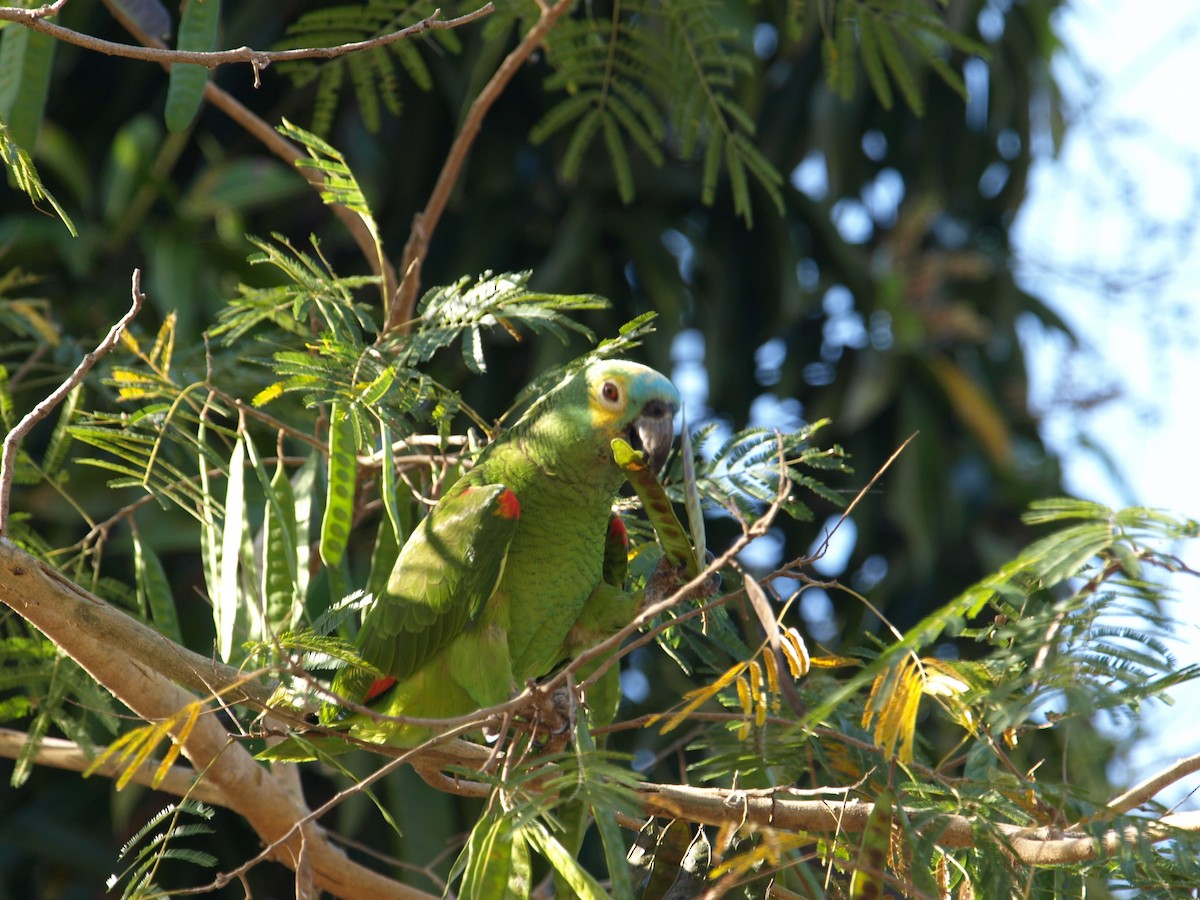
[535,0,782,224]
[400,271,608,374]
[273,0,457,135]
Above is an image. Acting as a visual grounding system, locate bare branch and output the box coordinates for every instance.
[637,783,1200,866]
[0,270,143,535]
[387,0,577,332]
[1107,749,1200,816]
[98,4,400,306]
[0,4,493,71]
[0,727,228,806]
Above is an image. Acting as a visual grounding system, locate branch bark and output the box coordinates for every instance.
[3,534,1197,878]
[0,3,493,70]
[0,537,429,900]
[387,0,578,332]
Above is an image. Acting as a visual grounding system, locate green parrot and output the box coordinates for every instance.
[324,359,680,749]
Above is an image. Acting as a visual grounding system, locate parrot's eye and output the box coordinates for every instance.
[599,380,622,408]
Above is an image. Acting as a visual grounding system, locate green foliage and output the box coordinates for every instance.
[681,420,846,523]
[273,0,459,135]
[533,0,783,223]
[164,0,221,133]
[405,270,608,373]
[0,121,75,235]
[822,0,988,114]
[1,2,1195,896]
[106,800,217,900]
[0,2,55,153]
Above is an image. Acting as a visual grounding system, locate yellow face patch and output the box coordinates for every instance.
[587,371,632,434]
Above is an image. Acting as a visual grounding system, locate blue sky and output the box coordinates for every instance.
[1013,0,1200,802]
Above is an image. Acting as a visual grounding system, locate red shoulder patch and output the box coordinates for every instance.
[608,515,628,548]
[495,488,520,520]
[363,676,396,704]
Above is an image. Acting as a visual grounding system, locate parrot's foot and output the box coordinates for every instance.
[643,552,722,609]
[511,680,576,754]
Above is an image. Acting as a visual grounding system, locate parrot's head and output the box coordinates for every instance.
[582,360,680,474]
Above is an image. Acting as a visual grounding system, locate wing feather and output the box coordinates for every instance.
[354,481,519,687]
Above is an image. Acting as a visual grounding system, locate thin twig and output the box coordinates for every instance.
[0,270,143,535]
[387,0,577,332]
[0,4,494,71]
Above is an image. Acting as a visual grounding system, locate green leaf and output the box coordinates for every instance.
[0,119,76,234]
[0,10,56,152]
[378,420,403,547]
[261,453,302,634]
[164,0,221,133]
[523,820,609,900]
[216,436,246,663]
[133,529,183,645]
[602,112,634,204]
[858,13,894,110]
[291,451,319,604]
[459,806,525,899]
[874,17,924,116]
[320,401,357,568]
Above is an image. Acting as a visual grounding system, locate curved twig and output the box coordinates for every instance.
[387,0,577,332]
[0,271,143,535]
[0,4,493,71]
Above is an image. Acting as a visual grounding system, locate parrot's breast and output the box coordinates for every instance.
[490,448,623,681]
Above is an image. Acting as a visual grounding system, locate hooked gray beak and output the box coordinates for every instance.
[631,400,676,474]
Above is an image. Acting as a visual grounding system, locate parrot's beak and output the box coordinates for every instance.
[631,400,676,475]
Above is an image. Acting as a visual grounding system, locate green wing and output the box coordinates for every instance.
[354,480,520,687]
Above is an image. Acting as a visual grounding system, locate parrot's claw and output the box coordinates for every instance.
[512,680,576,753]
[643,553,722,609]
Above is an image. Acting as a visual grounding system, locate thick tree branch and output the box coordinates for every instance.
[637,783,1200,867]
[0,4,493,70]
[0,727,229,806]
[2,534,1198,874]
[388,0,577,332]
[0,537,428,900]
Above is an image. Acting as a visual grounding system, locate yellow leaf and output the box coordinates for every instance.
[150,311,177,373]
[781,627,812,677]
[252,382,285,407]
[658,662,746,733]
[7,301,60,346]
[762,647,780,695]
[808,653,858,669]
[926,356,1012,466]
[736,674,752,717]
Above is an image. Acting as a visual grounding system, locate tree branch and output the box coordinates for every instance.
[0,4,493,71]
[0,537,430,900]
[387,0,577,333]
[100,1,401,305]
[0,727,229,807]
[0,270,142,536]
[2,533,1197,876]
[1106,749,1200,816]
[637,783,1200,867]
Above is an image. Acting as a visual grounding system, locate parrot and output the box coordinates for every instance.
[318,359,680,750]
